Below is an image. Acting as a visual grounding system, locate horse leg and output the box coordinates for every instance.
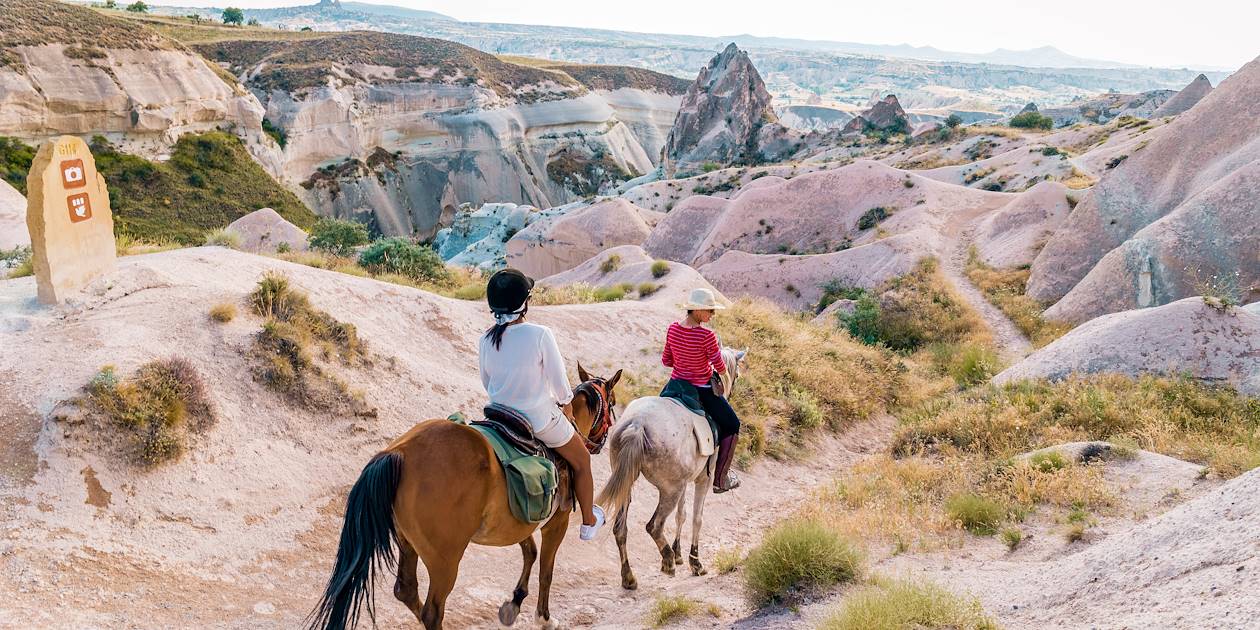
[418,542,467,630]
[614,492,637,590]
[646,484,684,576]
[672,484,686,566]
[393,534,424,622]
[499,536,537,626]
[689,473,711,576]
[535,513,569,629]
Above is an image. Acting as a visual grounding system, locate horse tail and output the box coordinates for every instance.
[597,421,647,522]
[307,450,404,630]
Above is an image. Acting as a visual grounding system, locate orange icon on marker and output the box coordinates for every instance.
[61,159,86,189]
[67,193,92,223]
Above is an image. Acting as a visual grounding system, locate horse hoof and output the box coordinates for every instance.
[691,565,707,577]
[661,562,676,577]
[622,574,638,590]
[499,601,520,626]
[535,616,561,630]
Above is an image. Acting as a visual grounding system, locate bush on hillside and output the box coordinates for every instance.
[646,595,700,628]
[357,238,450,284]
[91,133,316,244]
[249,272,370,413]
[820,579,998,630]
[839,258,987,353]
[651,259,671,278]
[308,218,370,256]
[1010,111,1054,130]
[84,359,216,466]
[944,114,963,128]
[857,206,891,230]
[944,493,1006,535]
[744,518,863,605]
[0,136,35,194]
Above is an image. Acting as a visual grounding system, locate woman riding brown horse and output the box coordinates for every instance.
[306,288,622,629]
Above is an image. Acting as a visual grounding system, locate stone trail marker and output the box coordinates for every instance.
[26,135,116,304]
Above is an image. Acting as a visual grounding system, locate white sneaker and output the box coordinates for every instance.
[580,505,605,541]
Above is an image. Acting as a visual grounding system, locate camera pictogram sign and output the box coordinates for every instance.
[60,159,86,189]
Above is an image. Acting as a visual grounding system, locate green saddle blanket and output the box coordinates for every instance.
[469,423,558,524]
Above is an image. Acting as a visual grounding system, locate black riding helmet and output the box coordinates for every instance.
[486,268,534,314]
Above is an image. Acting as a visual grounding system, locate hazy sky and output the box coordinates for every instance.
[166,0,1256,70]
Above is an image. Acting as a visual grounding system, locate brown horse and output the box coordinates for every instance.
[307,365,622,630]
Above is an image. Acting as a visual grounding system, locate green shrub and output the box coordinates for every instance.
[1041,146,1061,156]
[1010,111,1053,130]
[701,161,721,173]
[651,259,671,278]
[857,206,891,230]
[1029,450,1069,473]
[944,493,1005,535]
[1001,528,1023,551]
[599,253,621,274]
[946,342,999,388]
[744,518,863,605]
[261,118,287,148]
[358,238,451,284]
[840,294,882,345]
[592,283,630,302]
[817,281,867,314]
[787,387,823,430]
[637,282,660,297]
[204,228,241,249]
[944,114,963,128]
[84,359,216,466]
[0,136,35,194]
[820,579,998,630]
[647,595,698,627]
[308,218,370,256]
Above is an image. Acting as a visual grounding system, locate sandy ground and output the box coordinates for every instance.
[940,206,1033,363]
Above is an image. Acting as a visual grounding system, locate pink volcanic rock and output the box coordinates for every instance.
[1029,56,1260,319]
[539,244,720,306]
[0,179,28,250]
[645,160,1005,268]
[974,181,1072,268]
[224,208,308,254]
[1152,74,1213,118]
[995,297,1260,395]
[505,198,659,278]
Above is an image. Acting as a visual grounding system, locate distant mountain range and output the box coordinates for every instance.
[142,0,1232,111]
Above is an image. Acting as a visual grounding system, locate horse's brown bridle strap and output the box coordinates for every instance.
[573,378,615,454]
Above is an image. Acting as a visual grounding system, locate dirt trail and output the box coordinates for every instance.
[940,212,1032,364]
[1,416,895,629]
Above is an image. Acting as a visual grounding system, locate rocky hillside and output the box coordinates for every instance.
[0,0,281,173]
[1029,55,1260,322]
[194,29,684,237]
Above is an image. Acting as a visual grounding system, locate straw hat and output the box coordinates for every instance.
[679,288,727,311]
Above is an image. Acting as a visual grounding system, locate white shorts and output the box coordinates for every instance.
[532,408,576,448]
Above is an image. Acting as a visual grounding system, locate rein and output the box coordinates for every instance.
[573,378,616,454]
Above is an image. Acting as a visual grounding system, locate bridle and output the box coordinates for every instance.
[572,377,616,454]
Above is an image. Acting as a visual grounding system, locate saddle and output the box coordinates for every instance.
[464,404,573,524]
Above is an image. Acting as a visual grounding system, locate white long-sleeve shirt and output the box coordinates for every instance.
[478,322,574,431]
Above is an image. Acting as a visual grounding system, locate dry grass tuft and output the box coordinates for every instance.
[209,302,237,323]
[965,249,1072,348]
[819,578,999,630]
[248,273,372,414]
[646,595,699,628]
[743,518,864,605]
[83,359,216,466]
[713,547,745,575]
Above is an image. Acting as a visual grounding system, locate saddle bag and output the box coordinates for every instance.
[468,405,560,524]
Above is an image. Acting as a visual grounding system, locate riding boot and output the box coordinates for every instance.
[712,435,741,493]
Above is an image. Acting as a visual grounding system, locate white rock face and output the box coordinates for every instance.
[0,180,28,251]
[266,82,674,239]
[0,45,278,171]
[995,297,1260,395]
[434,202,539,270]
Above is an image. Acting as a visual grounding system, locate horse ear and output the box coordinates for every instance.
[606,369,623,390]
[577,362,591,383]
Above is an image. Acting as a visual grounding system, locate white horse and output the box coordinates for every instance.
[597,347,746,589]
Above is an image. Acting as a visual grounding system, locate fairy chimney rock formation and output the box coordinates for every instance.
[25,136,116,304]
[1153,74,1214,117]
[662,43,778,173]
[843,94,909,133]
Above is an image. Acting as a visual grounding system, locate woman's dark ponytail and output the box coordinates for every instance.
[485,304,527,350]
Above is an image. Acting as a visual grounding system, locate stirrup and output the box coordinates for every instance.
[713,472,741,494]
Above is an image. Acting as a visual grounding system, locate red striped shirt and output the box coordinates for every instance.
[661,322,726,386]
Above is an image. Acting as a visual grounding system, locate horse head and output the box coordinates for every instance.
[574,363,623,454]
[717,346,748,398]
